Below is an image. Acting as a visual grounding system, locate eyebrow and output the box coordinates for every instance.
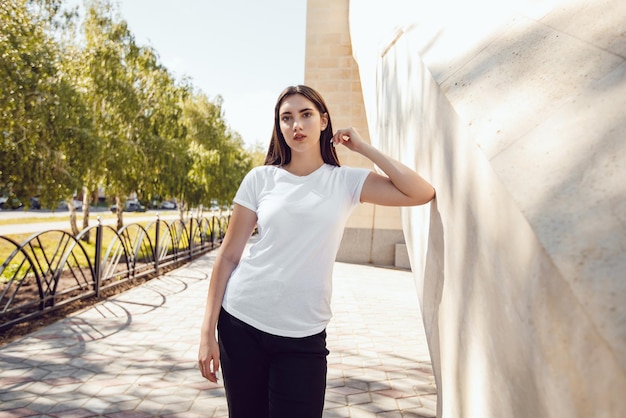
[280,107,315,117]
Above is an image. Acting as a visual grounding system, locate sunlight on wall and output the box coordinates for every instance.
[347,0,626,416]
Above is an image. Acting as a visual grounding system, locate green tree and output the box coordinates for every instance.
[1,0,59,201]
[0,0,93,222]
[130,46,190,210]
[61,35,102,237]
[1,0,251,233]
[182,92,252,216]
[247,140,268,168]
[80,0,147,230]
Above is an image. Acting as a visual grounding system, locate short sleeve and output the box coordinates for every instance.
[343,167,371,206]
[233,168,259,212]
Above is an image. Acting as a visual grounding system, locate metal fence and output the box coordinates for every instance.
[0,214,230,332]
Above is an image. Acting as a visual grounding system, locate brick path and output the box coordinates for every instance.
[0,249,436,417]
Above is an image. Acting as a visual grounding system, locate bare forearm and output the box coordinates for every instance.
[358,143,435,203]
[201,254,238,336]
[332,127,435,205]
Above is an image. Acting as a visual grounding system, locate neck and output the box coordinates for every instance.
[284,153,324,176]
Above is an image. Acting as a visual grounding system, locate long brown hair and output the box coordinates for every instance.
[264,85,340,167]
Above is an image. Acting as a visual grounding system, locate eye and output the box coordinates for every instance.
[303,111,312,118]
[281,115,292,123]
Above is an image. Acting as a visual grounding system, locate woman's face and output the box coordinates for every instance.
[278,94,328,155]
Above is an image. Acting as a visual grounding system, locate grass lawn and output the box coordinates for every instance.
[0,210,219,271]
[0,218,159,271]
[0,211,162,226]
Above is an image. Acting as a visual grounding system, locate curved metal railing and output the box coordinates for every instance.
[0,214,230,332]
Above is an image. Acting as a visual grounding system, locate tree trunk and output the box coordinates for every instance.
[81,186,90,242]
[178,199,186,223]
[116,195,124,231]
[67,199,80,236]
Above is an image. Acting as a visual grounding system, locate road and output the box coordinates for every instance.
[0,209,181,236]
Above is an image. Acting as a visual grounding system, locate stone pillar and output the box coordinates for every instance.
[304,0,406,266]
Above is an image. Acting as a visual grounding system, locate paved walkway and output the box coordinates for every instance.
[0,249,437,417]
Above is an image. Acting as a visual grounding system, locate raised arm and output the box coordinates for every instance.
[331,128,435,206]
[198,203,257,382]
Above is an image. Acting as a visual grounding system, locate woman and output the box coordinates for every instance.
[198,85,435,417]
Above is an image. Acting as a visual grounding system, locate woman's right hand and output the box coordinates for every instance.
[197,204,258,383]
[198,334,220,382]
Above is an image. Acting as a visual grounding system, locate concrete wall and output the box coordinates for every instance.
[307,0,625,416]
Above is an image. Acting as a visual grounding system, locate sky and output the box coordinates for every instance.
[109,0,308,148]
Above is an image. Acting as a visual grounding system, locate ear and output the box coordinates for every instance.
[320,113,329,131]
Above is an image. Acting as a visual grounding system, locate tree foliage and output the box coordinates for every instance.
[182,93,251,210]
[0,0,252,231]
[0,0,82,208]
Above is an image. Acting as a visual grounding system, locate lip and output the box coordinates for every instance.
[293,134,306,141]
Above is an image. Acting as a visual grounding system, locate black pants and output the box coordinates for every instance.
[217,308,329,418]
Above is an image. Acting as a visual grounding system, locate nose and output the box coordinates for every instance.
[293,118,303,130]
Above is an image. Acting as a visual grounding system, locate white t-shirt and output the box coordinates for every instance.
[222,163,371,337]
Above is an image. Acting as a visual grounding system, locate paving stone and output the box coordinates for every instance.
[418,394,437,413]
[347,391,373,406]
[377,411,405,418]
[186,398,219,416]
[159,400,196,415]
[0,408,41,418]
[324,390,348,406]
[329,385,367,396]
[323,405,351,417]
[161,411,206,418]
[326,377,346,388]
[81,397,113,414]
[402,406,437,417]
[105,411,154,418]
[43,385,85,397]
[22,395,58,414]
[101,398,142,414]
[46,401,91,415]
[396,395,424,410]
[0,394,38,410]
[0,390,34,402]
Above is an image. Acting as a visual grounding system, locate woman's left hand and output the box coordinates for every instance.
[331,127,368,153]
[332,127,436,207]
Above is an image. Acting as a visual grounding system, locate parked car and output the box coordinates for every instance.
[57,199,83,211]
[110,200,147,213]
[0,195,23,210]
[127,201,146,212]
[160,200,177,210]
[30,197,41,210]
